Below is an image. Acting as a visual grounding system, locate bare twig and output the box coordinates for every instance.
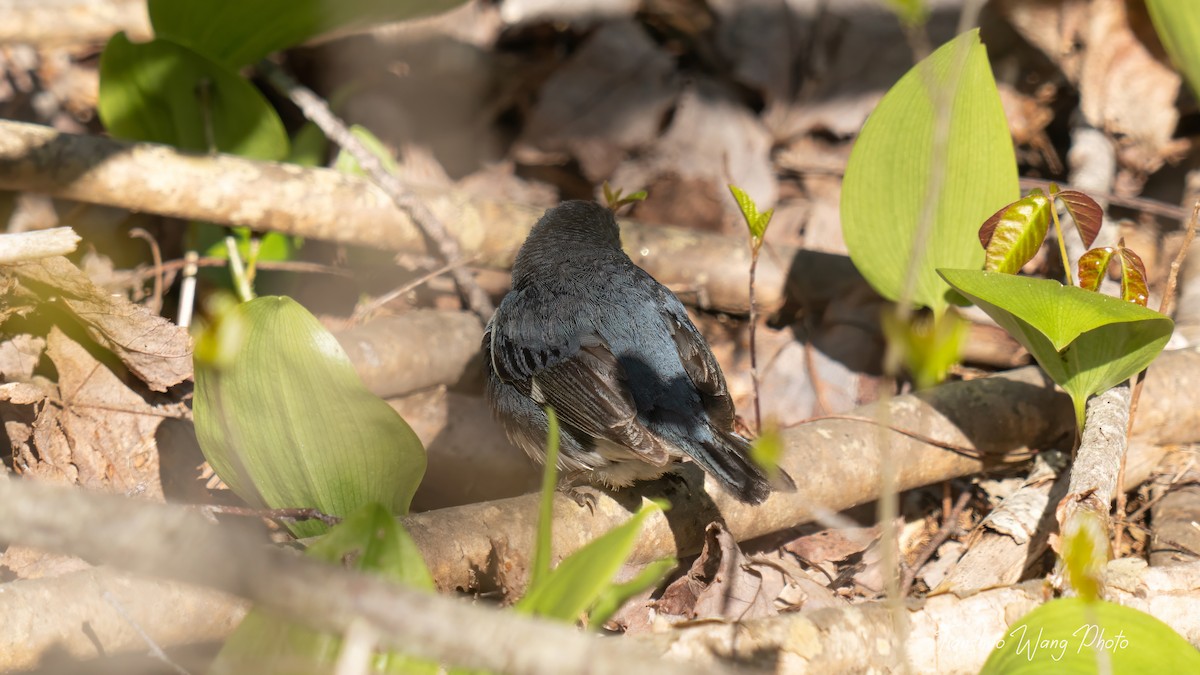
[128,227,163,315]
[257,61,494,320]
[102,591,192,675]
[900,486,972,596]
[0,226,80,263]
[350,254,480,325]
[197,504,343,528]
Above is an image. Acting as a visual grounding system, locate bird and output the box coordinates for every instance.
[483,200,787,505]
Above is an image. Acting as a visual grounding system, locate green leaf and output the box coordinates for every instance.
[334,125,399,177]
[884,0,928,26]
[938,269,1173,428]
[1146,1,1200,101]
[193,296,426,538]
[749,427,785,482]
[728,184,774,244]
[587,557,677,628]
[602,182,648,211]
[288,122,329,167]
[881,308,968,389]
[1077,241,1150,307]
[148,0,469,68]
[1051,186,1103,249]
[1061,509,1106,602]
[842,29,1019,316]
[213,503,439,673]
[531,407,561,589]
[98,33,287,160]
[979,190,1052,274]
[516,499,669,624]
[982,597,1200,673]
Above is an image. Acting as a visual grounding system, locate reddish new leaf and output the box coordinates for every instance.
[1077,246,1116,293]
[1117,242,1150,306]
[1077,239,1149,306]
[1053,187,1103,248]
[978,190,1051,274]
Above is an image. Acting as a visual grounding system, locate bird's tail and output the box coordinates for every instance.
[691,428,793,505]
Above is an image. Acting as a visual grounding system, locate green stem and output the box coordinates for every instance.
[748,242,763,436]
[1050,202,1075,287]
[531,407,560,587]
[224,236,254,303]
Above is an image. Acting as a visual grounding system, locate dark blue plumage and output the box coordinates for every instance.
[483,200,779,504]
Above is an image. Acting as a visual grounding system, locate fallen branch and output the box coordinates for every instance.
[0,120,850,315]
[0,567,246,671]
[258,61,494,319]
[334,309,484,399]
[0,226,80,263]
[0,479,717,675]
[639,560,1200,673]
[403,350,1200,593]
[0,0,151,46]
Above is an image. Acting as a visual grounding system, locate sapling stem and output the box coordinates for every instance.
[1049,200,1075,286]
[748,239,763,436]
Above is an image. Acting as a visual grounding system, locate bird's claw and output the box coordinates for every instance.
[562,485,601,514]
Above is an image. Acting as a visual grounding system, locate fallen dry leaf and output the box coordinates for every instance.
[655,521,781,622]
[1,326,184,496]
[514,20,680,182]
[0,334,44,381]
[9,256,192,391]
[612,77,776,233]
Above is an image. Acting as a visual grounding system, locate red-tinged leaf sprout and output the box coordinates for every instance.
[1052,187,1104,249]
[1077,238,1150,306]
[978,190,1051,274]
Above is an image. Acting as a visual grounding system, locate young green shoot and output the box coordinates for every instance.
[728,184,774,435]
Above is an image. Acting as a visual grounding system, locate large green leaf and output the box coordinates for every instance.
[148,0,469,68]
[842,29,1018,316]
[938,270,1172,427]
[193,296,426,538]
[516,500,673,624]
[982,597,1200,673]
[212,503,438,674]
[98,33,287,160]
[1146,2,1200,100]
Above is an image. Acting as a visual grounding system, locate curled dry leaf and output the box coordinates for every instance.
[8,256,192,391]
[654,521,782,623]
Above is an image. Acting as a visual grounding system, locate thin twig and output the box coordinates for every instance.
[197,504,343,528]
[1115,199,1199,552]
[102,591,192,675]
[789,413,1037,463]
[258,60,494,320]
[900,486,972,596]
[123,256,355,284]
[350,254,480,325]
[748,247,763,435]
[128,227,163,315]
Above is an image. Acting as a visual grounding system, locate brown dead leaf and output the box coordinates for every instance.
[10,256,192,391]
[612,78,776,233]
[783,524,880,565]
[514,20,680,182]
[1,327,183,497]
[655,522,779,623]
[997,0,1186,187]
[0,334,45,381]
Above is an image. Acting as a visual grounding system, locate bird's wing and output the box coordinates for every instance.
[489,294,671,465]
[658,288,737,428]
